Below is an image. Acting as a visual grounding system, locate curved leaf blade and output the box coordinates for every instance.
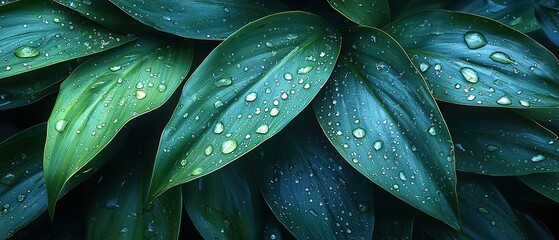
[534,0,559,47]
[256,120,375,239]
[450,0,539,32]
[109,0,287,40]
[313,26,459,229]
[516,211,555,240]
[149,11,341,200]
[183,159,263,239]
[0,0,18,7]
[0,0,134,80]
[519,172,559,203]
[384,10,559,108]
[44,37,193,215]
[327,0,390,27]
[447,108,559,176]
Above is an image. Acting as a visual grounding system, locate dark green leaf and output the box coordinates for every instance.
[0,0,18,7]
[516,107,559,121]
[262,213,284,240]
[389,0,451,19]
[44,37,193,215]
[518,172,559,203]
[0,60,81,110]
[183,159,263,239]
[327,0,389,27]
[256,118,375,239]
[109,0,287,40]
[451,0,539,32]
[534,0,559,47]
[516,210,555,240]
[149,12,341,200]
[446,108,559,176]
[384,10,559,108]
[54,0,151,33]
[313,26,459,229]
[0,0,134,80]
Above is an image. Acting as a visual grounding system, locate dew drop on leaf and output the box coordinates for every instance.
[256,124,269,134]
[297,66,313,74]
[191,167,203,176]
[460,67,479,84]
[135,90,147,100]
[214,77,232,87]
[373,140,383,150]
[213,122,224,134]
[419,62,430,72]
[428,126,437,136]
[399,171,407,181]
[531,154,545,162]
[221,139,238,154]
[496,96,512,105]
[14,46,40,58]
[110,65,122,72]
[204,145,213,156]
[352,127,366,139]
[463,31,487,49]
[245,92,257,102]
[55,119,68,132]
[489,52,513,64]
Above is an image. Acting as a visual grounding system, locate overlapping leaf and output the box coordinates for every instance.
[372,190,416,240]
[385,10,559,108]
[183,159,263,239]
[44,37,193,215]
[256,120,375,239]
[313,26,459,229]
[0,0,133,80]
[534,0,559,47]
[519,173,559,203]
[451,0,539,32]
[109,0,287,40]
[327,0,389,27]
[516,211,555,240]
[149,12,341,200]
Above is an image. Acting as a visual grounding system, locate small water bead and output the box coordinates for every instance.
[478,207,489,214]
[309,209,319,217]
[280,92,288,100]
[161,16,171,21]
[214,122,224,134]
[303,83,311,89]
[53,17,61,23]
[352,128,366,139]
[117,78,123,84]
[5,65,11,71]
[519,100,530,107]
[204,145,213,156]
[270,108,279,117]
[157,84,167,92]
[496,96,512,105]
[284,73,293,80]
[135,90,146,100]
[398,171,407,181]
[373,140,383,150]
[297,66,313,74]
[467,95,476,101]
[14,46,40,58]
[16,194,25,202]
[256,125,269,134]
[136,81,144,89]
[180,159,187,166]
[393,184,399,189]
[55,119,68,132]
[434,64,442,71]
[110,65,122,72]
[286,33,298,40]
[221,140,238,154]
[531,154,546,162]
[419,62,430,72]
[214,100,224,108]
[486,145,499,152]
[265,42,274,48]
[464,31,488,49]
[245,92,257,102]
[489,52,513,64]
[191,168,203,176]
[427,126,437,136]
[214,77,232,87]
[460,67,479,84]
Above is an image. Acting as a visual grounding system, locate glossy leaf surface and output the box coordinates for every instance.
[313,26,459,228]
[327,0,389,27]
[534,0,559,47]
[150,12,341,200]
[451,0,539,32]
[385,10,559,108]
[519,172,559,203]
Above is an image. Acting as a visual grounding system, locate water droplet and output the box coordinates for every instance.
[464,31,487,49]
[519,100,530,107]
[496,96,511,105]
[5,65,11,71]
[434,64,442,71]
[486,145,499,152]
[419,62,430,72]
[283,73,293,80]
[221,140,238,154]
[136,81,144,89]
[110,65,122,72]
[214,122,224,134]
[0,172,22,186]
[428,126,437,136]
[55,119,68,132]
[460,67,479,84]
[180,159,187,166]
[215,77,232,87]
[116,78,123,84]
[531,154,545,162]
[53,17,61,23]
[157,84,167,92]
[358,203,368,212]
[303,83,311,89]
[223,7,230,13]
[489,52,513,64]
[191,168,203,176]
[309,209,319,217]
[399,171,407,181]
[135,90,146,100]
[467,95,476,101]
[14,46,40,58]
[478,207,489,214]
[270,108,279,117]
[265,42,274,48]
[297,66,313,74]
[245,92,257,102]
[214,100,224,108]
[490,221,496,226]
[352,128,366,139]
[204,145,213,156]
[373,140,383,150]
[120,227,129,233]
[256,125,269,134]
[393,184,399,189]
[161,16,171,21]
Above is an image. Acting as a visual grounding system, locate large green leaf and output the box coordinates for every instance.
[446,108,559,176]
[451,0,539,32]
[0,60,81,110]
[54,0,151,33]
[534,0,559,47]
[0,0,134,80]
[519,172,559,203]
[256,118,375,239]
[109,0,286,40]
[149,12,341,200]
[313,26,459,229]
[384,10,559,108]
[327,0,389,27]
[183,159,263,239]
[44,37,193,215]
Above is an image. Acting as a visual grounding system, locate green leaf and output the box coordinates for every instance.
[0,0,134,80]
[262,213,284,240]
[327,0,389,27]
[516,107,559,121]
[183,159,263,239]
[389,0,451,19]
[518,172,559,203]
[256,119,375,239]
[109,0,287,40]
[534,0,559,47]
[0,124,47,239]
[87,137,181,240]
[446,108,559,176]
[54,0,151,33]
[313,26,459,229]
[450,0,539,32]
[149,11,341,200]
[516,211,555,240]
[0,60,81,110]
[44,37,193,216]
[384,10,559,108]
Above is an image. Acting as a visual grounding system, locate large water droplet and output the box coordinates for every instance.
[297,66,313,74]
[352,127,366,139]
[419,62,430,72]
[519,99,530,107]
[135,90,147,100]
[486,145,499,152]
[399,171,407,181]
[0,172,23,186]
[16,194,26,202]
[214,122,224,134]
[215,78,232,87]
[270,108,279,117]
[221,139,238,154]
[256,124,269,134]
[55,119,68,132]
[531,154,545,162]
[428,126,437,136]
[204,145,213,156]
[14,46,40,58]
[496,96,512,105]
[283,73,293,80]
[460,67,479,84]
[373,140,383,150]
[489,52,513,64]
[110,65,122,72]
[191,168,203,176]
[245,92,257,102]
[464,31,487,49]
[157,84,167,92]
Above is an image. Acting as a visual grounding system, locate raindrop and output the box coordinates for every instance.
[223,7,230,13]
[460,67,479,84]
[478,207,489,214]
[109,65,122,72]
[297,66,313,74]
[270,108,279,117]
[419,62,430,72]
[283,73,293,80]
[286,33,298,40]
[55,119,68,132]
[0,172,22,186]
[358,203,368,212]
[5,65,11,71]
[489,52,513,64]
[428,126,437,136]
[213,122,224,134]
[53,17,61,23]
[265,42,274,48]
[221,140,238,154]
[214,100,224,108]
[486,145,499,152]
[373,140,383,150]
[496,96,512,105]
[215,77,232,87]
[180,159,187,166]
[245,92,257,102]
[399,171,407,181]
[135,90,147,100]
[136,81,144,89]
[191,168,203,176]
[256,125,269,134]
[161,16,171,21]
[309,209,319,217]
[14,46,40,58]
[519,100,530,107]
[352,127,366,139]
[157,84,167,92]
[434,64,442,71]
[120,227,129,233]
[463,31,487,49]
[531,154,545,162]
[204,145,213,156]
